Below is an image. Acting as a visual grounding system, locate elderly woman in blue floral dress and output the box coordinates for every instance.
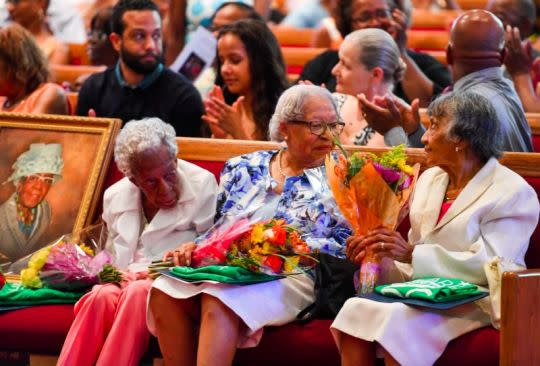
[148,84,350,366]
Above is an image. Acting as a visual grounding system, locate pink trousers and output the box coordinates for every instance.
[57,279,152,366]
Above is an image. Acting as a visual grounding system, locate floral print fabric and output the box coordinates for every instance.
[210,150,351,258]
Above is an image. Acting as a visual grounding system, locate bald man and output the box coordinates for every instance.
[447,9,532,152]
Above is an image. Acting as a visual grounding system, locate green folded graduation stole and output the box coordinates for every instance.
[169,265,284,284]
[375,277,484,303]
[0,282,84,305]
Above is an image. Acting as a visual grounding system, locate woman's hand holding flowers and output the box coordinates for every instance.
[346,228,413,265]
[163,242,198,266]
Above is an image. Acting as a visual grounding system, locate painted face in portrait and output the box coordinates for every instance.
[129,145,181,211]
[16,173,54,209]
[217,33,252,95]
[112,9,163,74]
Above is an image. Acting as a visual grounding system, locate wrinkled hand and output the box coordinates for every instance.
[346,228,412,264]
[118,270,149,288]
[504,26,534,77]
[162,242,198,266]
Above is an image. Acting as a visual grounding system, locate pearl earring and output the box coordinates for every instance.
[455,146,460,152]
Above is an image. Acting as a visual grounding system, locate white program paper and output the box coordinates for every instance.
[170,26,217,83]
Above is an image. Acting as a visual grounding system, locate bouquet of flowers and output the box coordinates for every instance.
[190,218,317,275]
[15,223,122,291]
[326,144,420,293]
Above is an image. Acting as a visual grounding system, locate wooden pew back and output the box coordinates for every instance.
[411,9,460,30]
[50,64,106,84]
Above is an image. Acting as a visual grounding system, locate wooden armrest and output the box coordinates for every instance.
[500,269,540,365]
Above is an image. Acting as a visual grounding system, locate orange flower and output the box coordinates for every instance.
[270,224,287,246]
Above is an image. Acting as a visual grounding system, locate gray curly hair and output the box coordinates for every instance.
[428,91,502,163]
[114,117,178,178]
[268,84,337,142]
[344,28,406,88]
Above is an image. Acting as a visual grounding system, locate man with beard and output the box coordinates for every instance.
[76,0,205,137]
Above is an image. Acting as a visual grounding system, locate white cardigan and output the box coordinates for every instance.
[407,157,539,286]
[102,159,218,271]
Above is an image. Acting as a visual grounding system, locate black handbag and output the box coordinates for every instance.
[297,253,359,322]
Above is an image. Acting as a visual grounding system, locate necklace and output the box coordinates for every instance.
[277,149,287,178]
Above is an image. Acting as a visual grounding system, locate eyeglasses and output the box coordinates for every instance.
[25,174,54,184]
[289,120,345,136]
[351,8,392,25]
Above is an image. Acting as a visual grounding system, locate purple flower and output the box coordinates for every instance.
[398,175,412,190]
[373,163,401,185]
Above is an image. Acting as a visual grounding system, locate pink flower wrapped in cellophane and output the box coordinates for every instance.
[14,223,123,291]
[191,218,253,267]
[39,242,115,290]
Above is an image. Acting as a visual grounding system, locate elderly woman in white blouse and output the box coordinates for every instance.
[332,91,539,366]
[58,117,218,366]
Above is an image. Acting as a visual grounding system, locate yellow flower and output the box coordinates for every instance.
[20,268,43,289]
[28,247,51,270]
[283,256,300,273]
[78,243,95,256]
[251,224,265,244]
[398,161,414,175]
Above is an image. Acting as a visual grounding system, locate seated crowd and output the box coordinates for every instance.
[1,0,540,365]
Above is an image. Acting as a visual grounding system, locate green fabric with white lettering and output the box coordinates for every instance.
[375,277,484,303]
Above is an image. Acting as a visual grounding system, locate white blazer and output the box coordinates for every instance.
[102,159,218,271]
[407,157,539,285]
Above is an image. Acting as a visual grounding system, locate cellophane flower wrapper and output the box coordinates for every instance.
[12,223,122,291]
[325,145,420,293]
[191,217,254,268]
[191,217,317,276]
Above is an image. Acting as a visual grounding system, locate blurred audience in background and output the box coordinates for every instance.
[0,24,68,114]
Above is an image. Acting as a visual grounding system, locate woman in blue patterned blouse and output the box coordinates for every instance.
[148,84,351,365]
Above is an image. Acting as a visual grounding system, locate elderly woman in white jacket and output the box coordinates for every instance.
[332,91,539,366]
[57,118,218,366]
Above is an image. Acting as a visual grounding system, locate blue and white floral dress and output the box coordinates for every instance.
[149,150,351,348]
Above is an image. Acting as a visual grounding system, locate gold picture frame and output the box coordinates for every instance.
[0,112,121,264]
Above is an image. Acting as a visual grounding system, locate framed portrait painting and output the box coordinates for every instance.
[0,112,121,266]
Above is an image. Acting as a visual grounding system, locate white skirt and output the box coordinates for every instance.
[147,274,315,348]
[330,297,492,366]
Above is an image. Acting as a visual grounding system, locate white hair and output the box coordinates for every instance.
[344,28,406,87]
[114,117,178,178]
[268,84,337,142]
